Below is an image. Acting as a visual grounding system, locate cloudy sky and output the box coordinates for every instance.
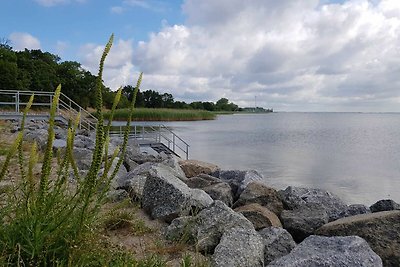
[2,0,400,111]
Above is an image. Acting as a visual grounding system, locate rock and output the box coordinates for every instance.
[185,174,222,189]
[179,160,219,178]
[165,201,254,253]
[258,227,296,265]
[189,188,213,213]
[268,235,382,267]
[122,162,156,199]
[73,147,93,170]
[370,199,400,212]
[141,164,212,222]
[279,186,348,221]
[280,204,329,242]
[105,158,128,190]
[212,227,264,267]
[347,204,371,216]
[316,210,400,267]
[234,203,282,230]
[162,157,187,180]
[185,174,233,206]
[212,169,264,200]
[123,157,139,172]
[106,189,129,202]
[74,134,95,150]
[52,139,66,152]
[24,128,48,150]
[203,182,233,207]
[164,216,196,242]
[233,181,284,215]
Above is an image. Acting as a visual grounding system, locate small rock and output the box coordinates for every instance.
[235,203,282,230]
[370,199,400,212]
[185,174,222,189]
[347,204,371,216]
[203,182,233,207]
[106,189,129,202]
[212,169,264,200]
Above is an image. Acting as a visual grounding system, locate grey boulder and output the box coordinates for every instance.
[279,186,348,221]
[268,235,382,267]
[212,227,264,267]
[142,164,213,222]
[258,226,296,265]
[212,169,264,200]
[280,204,329,242]
[233,181,284,215]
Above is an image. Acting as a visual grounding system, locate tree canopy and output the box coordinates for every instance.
[0,44,241,111]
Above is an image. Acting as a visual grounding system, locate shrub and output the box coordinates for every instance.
[0,34,142,266]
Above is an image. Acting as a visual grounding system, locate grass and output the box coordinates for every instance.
[103,108,216,121]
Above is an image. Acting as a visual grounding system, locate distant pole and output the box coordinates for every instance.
[254,96,256,112]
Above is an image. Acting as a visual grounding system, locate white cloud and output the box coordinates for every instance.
[110,6,124,14]
[34,0,86,7]
[126,0,400,111]
[9,32,41,51]
[79,39,136,90]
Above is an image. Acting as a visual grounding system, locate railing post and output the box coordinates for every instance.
[173,134,176,152]
[79,107,82,130]
[15,92,19,113]
[134,125,137,139]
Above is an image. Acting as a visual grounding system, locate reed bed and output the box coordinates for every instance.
[104,108,216,121]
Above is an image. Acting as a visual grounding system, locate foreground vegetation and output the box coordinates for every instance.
[104,108,216,121]
[0,35,208,266]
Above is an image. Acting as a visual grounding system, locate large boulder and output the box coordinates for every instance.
[212,169,264,200]
[235,203,282,230]
[258,226,296,265]
[280,204,329,242]
[212,227,264,267]
[268,235,382,267]
[179,160,219,178]
[346,204,371,216]
[233,181,284,215]
[105,158,128,190]
[316,210,400,267]
[370,199,400,213]
[142,164,213,222]
[279,186,348,221]
[165,201,254,253]
[162,157,187,180]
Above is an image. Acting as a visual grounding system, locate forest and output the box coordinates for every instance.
[0,42,239,111]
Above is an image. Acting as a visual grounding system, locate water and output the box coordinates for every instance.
[160,113,400,205]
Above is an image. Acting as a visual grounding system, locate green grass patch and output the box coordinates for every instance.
[103,108,216,121]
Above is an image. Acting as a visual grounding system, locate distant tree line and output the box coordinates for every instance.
[0,42,240,111]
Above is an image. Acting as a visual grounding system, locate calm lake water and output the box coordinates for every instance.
[160,113,400,205]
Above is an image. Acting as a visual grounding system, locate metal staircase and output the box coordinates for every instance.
[0,90,189,159]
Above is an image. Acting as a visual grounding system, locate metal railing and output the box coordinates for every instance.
[0,90,190,159]
[0,90,97,131]
[109,124,189,159]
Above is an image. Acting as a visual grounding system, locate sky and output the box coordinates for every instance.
[2,0,400,112]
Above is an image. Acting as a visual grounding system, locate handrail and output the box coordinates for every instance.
[109,124,189,159]
[0,90,189,159]
[0,89,98,131]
